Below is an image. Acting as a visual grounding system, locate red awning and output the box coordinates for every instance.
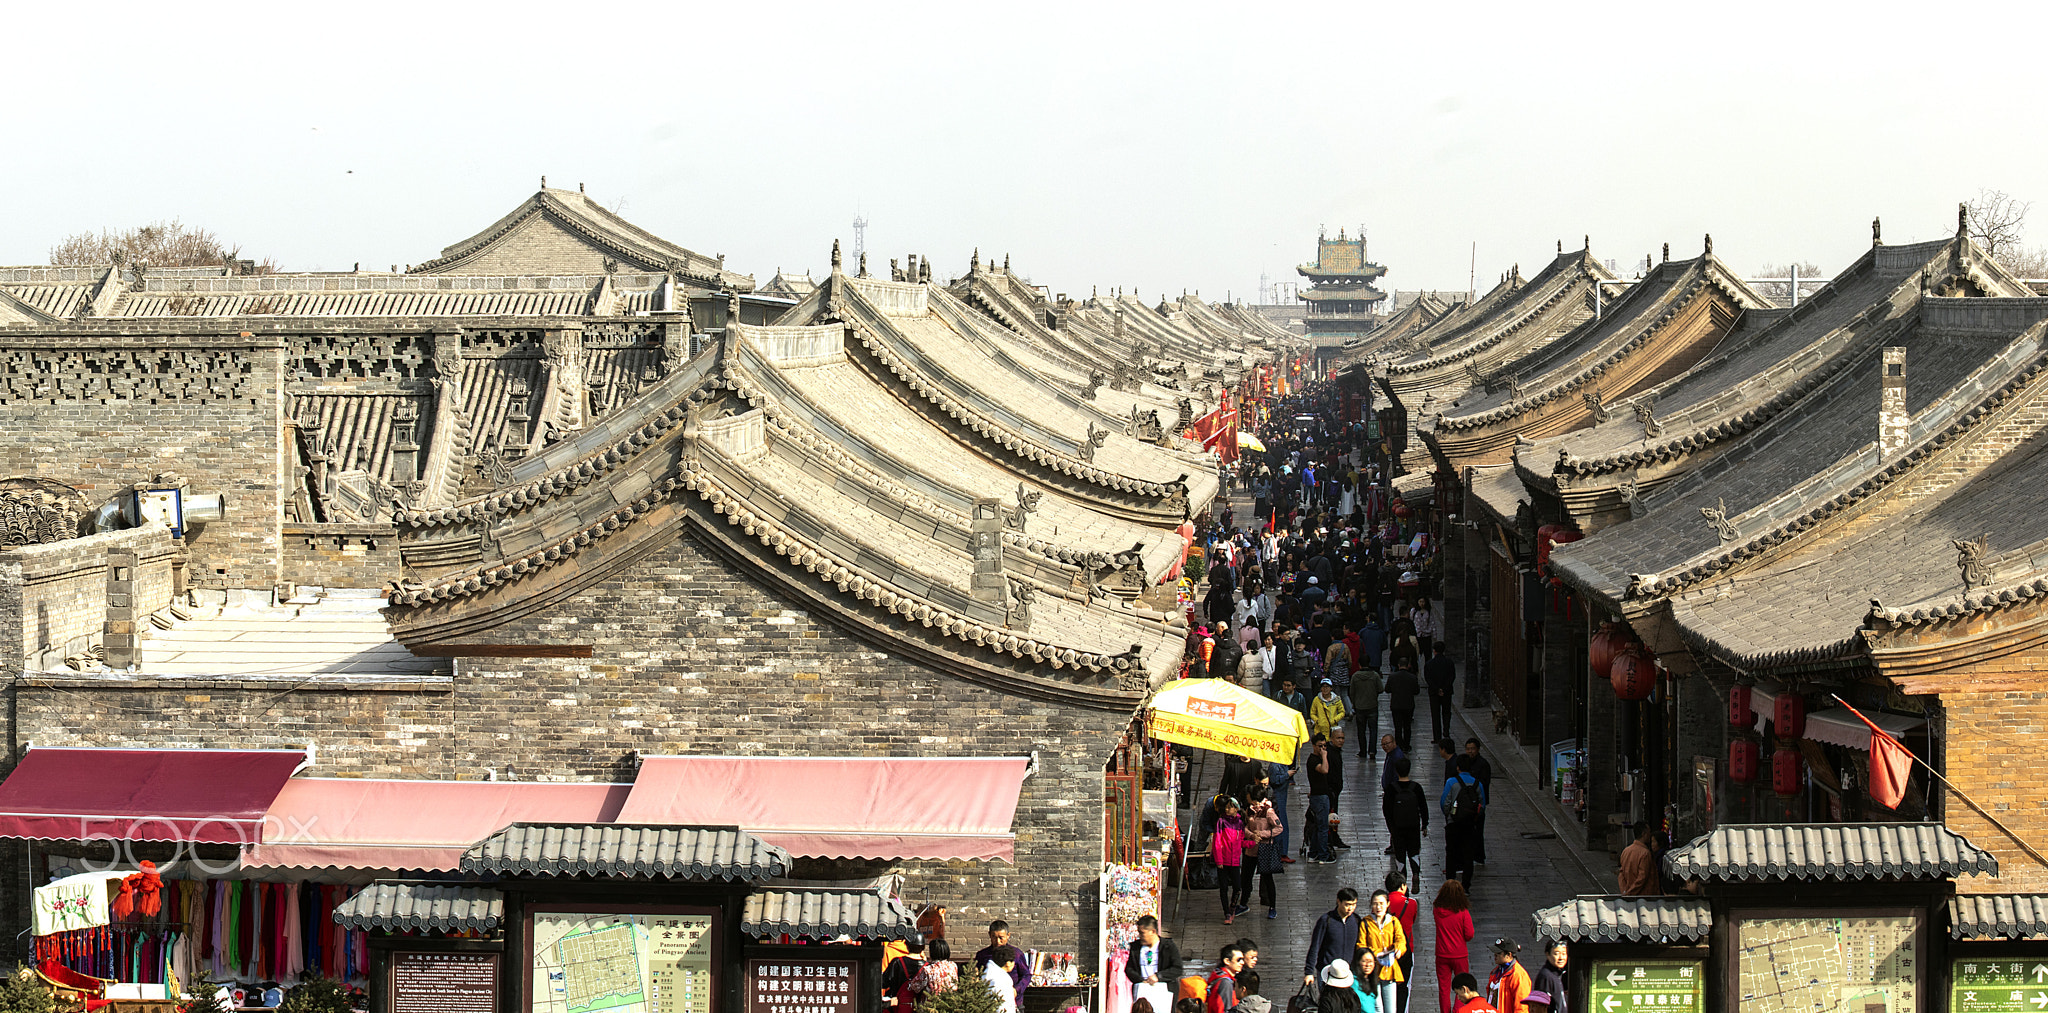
[617,756,1030,862]
[242,778,631,872]
[0,747,309,844]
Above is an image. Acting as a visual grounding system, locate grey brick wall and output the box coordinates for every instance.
[11,530,1128,960]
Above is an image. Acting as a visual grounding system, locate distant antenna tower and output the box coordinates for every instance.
[852,212,869,264]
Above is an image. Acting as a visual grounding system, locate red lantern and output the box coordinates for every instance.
[1391,497,1412,519]
[1774,693,1806,739]
[1772,746,1803,796]
[1610,642,1654,701]
[1589,621,1624,676]
[1729,738,1760,785]
[1728,683,1753,728]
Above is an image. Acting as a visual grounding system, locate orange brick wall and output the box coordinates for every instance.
[1943,689,2048,894]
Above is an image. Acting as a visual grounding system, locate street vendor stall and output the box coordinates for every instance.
[1145,679,1311,766]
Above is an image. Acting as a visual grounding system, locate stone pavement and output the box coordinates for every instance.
[1165,685,1609,1013]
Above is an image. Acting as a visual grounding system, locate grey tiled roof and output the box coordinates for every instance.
[333,882,504,933]
[461,823,790,881]
[1663,823,1996,882]
[1950,894,2048,940]
[1531,896,1711,943]
[741,889,919,940]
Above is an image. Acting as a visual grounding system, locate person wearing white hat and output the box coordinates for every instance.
[1316,960,1362,1013]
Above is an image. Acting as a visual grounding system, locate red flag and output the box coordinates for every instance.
[1837,697,1914,810]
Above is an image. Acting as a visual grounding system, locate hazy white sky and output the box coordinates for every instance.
[6,2,2044,298]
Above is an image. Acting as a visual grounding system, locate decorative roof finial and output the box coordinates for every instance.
[858,251,868,278]
[1873,216,1883,247]
[831,238,842,270]
[579,182,585,193]
[1955,533,1990,589]
[540,175,547,189]
[1703,234,1712,256]
[1662,243,1670,263]
[1003,253,1010,271]
[971,248,980,272]
[1959,202,1971,238]
[1558,240,1563,254]
[1584,234,1590,251]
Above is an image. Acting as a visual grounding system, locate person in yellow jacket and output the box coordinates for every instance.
[1355,889,1408,1013]
[1309,680,1348,739]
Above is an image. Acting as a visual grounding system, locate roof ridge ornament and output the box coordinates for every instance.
[1873,216,1883,247]
[1634,403,1663,438]
[1955,533,1990,590]
[1959,201,1970,238]
[1701,498,1738,543]
[1703,234,1713,256]
[831,239,842,271]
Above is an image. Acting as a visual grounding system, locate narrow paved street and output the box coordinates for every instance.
[1167,691,1609,1011]
[1168,485,1617,1011]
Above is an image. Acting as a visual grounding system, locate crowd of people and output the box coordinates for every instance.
[1157,378,1576,1013]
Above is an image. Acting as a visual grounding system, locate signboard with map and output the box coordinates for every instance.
[530,909,719,1013]
[1734,911,1920,1012]
[1586,959,1703,1012]
[1950,957,2048,1013]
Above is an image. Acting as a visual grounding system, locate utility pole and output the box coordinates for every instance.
[1469,241,1477,300]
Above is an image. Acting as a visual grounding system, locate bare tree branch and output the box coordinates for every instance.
[1965,189,2032,262]
[1752,261,1823,305]
[48,219,272,272]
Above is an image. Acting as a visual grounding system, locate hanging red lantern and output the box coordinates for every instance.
[1545,528,1583,586]
[1772,746,1803,796]
[1774,693,1807,739]
[1728,683,1753,728]
[1391,497,1412,519]
[1729,737,1760,785]
[1610,642,1654,701]
[1589,621,1623,676]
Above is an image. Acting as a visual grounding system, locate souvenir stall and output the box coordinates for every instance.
[31,860,379,1001]
[1100,721,1176,1013]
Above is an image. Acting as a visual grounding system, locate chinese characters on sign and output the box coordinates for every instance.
[745,958,859,1013]
[1585,960,1702,1012]
[1950,957,2048,1013]
[393,951,498,1013]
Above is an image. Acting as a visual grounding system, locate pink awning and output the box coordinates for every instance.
[242,778,631,872]
[0,747,308,844]
[617,756,1030,862]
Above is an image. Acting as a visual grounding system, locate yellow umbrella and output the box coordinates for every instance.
[1146,678,1310,764]
[1237,431,1267,452]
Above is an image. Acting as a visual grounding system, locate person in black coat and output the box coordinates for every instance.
[1300,889,1362,989]
[1122,915,1183,991]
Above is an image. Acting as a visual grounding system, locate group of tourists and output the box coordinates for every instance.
[1298,884,1573,1013]
[882,920,1037,1013]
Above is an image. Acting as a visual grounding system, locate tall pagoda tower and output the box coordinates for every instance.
[1296,227,1388,344]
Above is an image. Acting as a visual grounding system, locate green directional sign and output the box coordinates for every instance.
[1587,959,1704,1013]
[1951,958,2048,1013]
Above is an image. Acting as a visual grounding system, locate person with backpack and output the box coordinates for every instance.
[1209,943,1247,1013]
[1212,798,1250,925]
[1235,972,1271,1013]
[1441,755,1487,889]
[882,936,927,1009]
[1381,757,1427,889]
[1304,734,1338,863]
[1123,915,1182,1013]
[1301,888,1362,993]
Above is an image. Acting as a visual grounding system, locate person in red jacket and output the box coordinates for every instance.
[1451,973,1499,1013]
[1384,870,1421,1013]
[1433,880,1476,1013]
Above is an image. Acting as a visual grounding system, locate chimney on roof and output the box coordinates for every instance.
[1879,346,1909,458]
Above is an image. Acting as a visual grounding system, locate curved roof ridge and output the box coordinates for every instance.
[1434,263,1715,431]
[1609,324,2048,602]
[1383,250,1614,380]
